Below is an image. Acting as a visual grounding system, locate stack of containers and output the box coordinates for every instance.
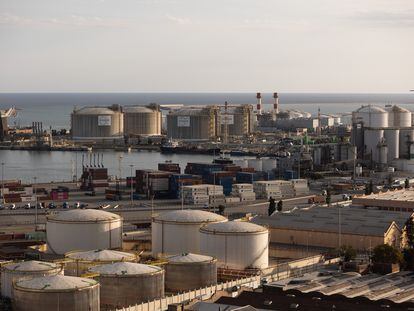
[169,174,202,199]
[50,187,69,201]
[253,180,294,199]
[158,162,181,174]
[207,184,226,205]
[80,168,109,190]
[184,163,222,180]
[291,179,309,196]
[181,185,209,205]
[231,183,256,202]
[136,170,172,198]
[204,171,234,196]
[1,181,34,204]
[236,171,274,184]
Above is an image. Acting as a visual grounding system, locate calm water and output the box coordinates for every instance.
[0,149,224,183]
[1,92,414,129]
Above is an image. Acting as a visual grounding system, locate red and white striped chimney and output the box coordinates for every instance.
[273,92,279,114]
[256,92,262,114]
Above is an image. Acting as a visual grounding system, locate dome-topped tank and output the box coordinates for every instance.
[200,221,269,270]
[89,262,164,309]
[352,105,388,128]
[46,209,123,254]
[1,261,63,298]
[387,105,412,127]
[13,275,99,311]
[65,249,138,276]
[165,253,217,292]
[124,104,162,136]
[152,210,227,257]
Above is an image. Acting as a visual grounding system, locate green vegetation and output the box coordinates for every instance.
[277,200,283,212]
[372,244,404,265]
[268,197,276,216]
[339,245,357,262]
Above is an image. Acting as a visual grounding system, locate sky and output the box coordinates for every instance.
[0,0,413,93]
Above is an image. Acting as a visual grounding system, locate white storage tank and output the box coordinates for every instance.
[46,209,123,254]
[1,261,63,298]
[152,210,227,257]
[165,253,217,293]
[364,129,384,162]
[65,249,138,276]
[13,275,99,311]
[233,159,248,169]
[199,221,269,270]
[248,159,263,172]
[387,105,412,128]
[399,129,414,159]
[124,104,162,136]
[262,158,277,172]
[89,262,164,309]
[384,129,400,161]
[352,105,388,128]
[71,105,124,141]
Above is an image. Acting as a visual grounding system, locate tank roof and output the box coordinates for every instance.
[201,221,268,234]
[48,209,120,222]
[123,106,157,113]
[73,107,118,115]
[89,262,161,275]
[3,260,59,272]
[169,107,216,116]
[355,105,387,113]
[389,105,411,113]
[154,210,226,224]
[66,249,136,262]
[15,275,97,291]
[168,253,214,263]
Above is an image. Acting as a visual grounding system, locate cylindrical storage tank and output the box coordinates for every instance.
[165,253,217,293]
[123,105,162,136]
[13,275,99,311]
[71,106,124,141]
[89,262,164,309]
[167,107,219,140]
[46,209,123,254]
[387,105,411,127]
[352,105,388,128]
[399,129,414,159]
[152,210,227,257]
[1,261,63,298]
[378,142,388,165]
[364,129,384,161]
[262,158,277,172]
[220,105,254,136]
[248,159,263,172]
[233,159,248,168]
[65,249,138,276]
[384,129,399,161]
[199,221,269,270]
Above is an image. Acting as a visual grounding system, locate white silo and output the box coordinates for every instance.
[13,275,99,311]
[152,210,227,257]
[387,105,411,127]
[378,140,388,165]
[262,158,277,172]
[165,253,217,293]
[65,249,138,276]
[89,262,164,309]
[352,105,388,128]
[248,159,263,172]
[1,261,63,298]
[46,209,123,254]
[123,104,162,136]
[199,221,269,270]
[364,129,384,162]
[399,129,414,159]
[384,129,400,161]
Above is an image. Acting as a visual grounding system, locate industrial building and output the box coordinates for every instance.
[166,106,220,140]
[71,105,124,141]
[123,104,162,136]
[252,207,411,258]
[352,189,414,212]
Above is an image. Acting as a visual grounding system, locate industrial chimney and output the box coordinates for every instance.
[256,92,262,114]
[273,92,279,114]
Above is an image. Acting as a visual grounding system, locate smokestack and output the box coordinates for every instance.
[273,92,279,114]
[256,92,262,114]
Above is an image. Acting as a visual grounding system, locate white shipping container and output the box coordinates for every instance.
[225,197,241,203]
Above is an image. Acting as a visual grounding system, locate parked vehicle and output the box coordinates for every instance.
[62,202,69,209]
[48,203,56,209]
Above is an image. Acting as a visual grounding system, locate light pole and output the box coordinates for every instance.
[1,162,4,205]
[129,164,134,205]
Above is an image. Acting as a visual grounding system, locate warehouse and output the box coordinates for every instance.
[252,207,411,259]
[352,189,414,212]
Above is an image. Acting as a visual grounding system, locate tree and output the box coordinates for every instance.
[268,197,276,216]
[339,245,357,262]
[372,244,404,265]
[406,178,410,189]
[218,205,226,216]
[277,200,283,212]
[403,248,414,271]
[405,216,414,249]
[365,180,373,195]
[326,188,332,206]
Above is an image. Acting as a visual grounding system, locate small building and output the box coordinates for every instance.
[252,207,411,259]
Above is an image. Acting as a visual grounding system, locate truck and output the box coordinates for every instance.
[308,195,326,204]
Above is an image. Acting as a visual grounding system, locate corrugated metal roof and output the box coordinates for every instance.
[89,262,161,275]
[66,249,136,262]
[15,275,97,290]
[49,209,120,222]
[154,210,226,223]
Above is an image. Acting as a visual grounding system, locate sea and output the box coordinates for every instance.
[1,92,414,182]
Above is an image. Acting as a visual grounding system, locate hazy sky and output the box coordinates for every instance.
[1,0,413,92]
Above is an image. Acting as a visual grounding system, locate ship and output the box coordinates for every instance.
[160,140,220,155]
